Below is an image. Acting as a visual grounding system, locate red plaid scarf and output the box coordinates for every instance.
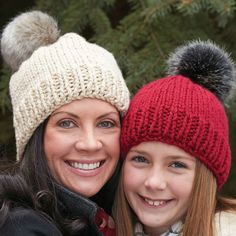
[95,208,116,236]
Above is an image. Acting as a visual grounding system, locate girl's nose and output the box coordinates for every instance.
[144,169,167,191]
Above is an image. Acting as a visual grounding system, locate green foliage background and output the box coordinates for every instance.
[0,0,236,195]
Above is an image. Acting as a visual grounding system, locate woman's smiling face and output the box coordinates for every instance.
[44,98,121,197]
[123,141,196,235]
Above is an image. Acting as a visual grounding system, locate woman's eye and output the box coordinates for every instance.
[170,162,186,169]
[98,121,115,128]
[132,156,148,163]
[58,120,75,128]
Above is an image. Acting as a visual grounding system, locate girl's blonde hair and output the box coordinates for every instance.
[113,159,236,236]
[113,166,133,236]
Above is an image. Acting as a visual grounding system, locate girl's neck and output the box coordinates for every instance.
[143,221,183,236]
[145,225,168,236]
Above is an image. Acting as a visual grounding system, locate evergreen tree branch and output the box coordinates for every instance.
[139,0,166,59]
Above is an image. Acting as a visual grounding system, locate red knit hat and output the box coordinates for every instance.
[121,41,234,188]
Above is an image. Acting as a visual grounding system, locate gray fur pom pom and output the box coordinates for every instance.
[1,10,60,72]
[167,40,235,103]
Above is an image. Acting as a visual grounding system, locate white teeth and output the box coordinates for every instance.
[70,162,100,170]
[144,198,165,206]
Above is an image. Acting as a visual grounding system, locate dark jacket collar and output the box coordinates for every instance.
[55,183,98,223]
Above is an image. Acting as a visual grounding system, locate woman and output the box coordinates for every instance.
[0,10,129,235]
[114,40,236,236]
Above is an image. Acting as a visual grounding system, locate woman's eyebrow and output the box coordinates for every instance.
[97,112,120,119]
[50,111,79,118]
[50,111,119,119]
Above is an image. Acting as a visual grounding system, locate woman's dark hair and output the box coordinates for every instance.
[0,120,86,234]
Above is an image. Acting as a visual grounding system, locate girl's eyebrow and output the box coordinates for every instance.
[129,149,195,163]
[128,149,149,156]
[168,155,196,163]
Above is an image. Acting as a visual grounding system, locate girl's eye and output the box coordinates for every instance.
[170,161,186,169]
[58,120,75,128]
[132,155,148,163]
[98,120,115,128]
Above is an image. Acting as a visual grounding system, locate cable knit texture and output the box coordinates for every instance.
[8,32,130,160]
[121,75,231,188]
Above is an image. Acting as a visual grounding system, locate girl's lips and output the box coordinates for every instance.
[139,195,173,208]
[144,198,165,206]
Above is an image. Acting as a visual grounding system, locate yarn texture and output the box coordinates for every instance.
[121,41,234,188]
[1,11,130,159]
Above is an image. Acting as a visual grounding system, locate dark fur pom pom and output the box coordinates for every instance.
[167,40,235,103]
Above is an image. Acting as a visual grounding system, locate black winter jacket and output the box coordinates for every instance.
[0,184,104,236]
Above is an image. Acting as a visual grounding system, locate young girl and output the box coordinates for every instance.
[0,11,129,235]
[114,41,236,236]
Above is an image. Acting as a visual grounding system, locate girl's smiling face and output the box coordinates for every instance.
[44,98,120,197]
[123,141,196,235]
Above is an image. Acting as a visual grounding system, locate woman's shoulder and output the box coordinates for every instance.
[215,210,236,236]
[0,207,63,236]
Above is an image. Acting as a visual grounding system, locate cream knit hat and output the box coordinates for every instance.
[1,11,130,160]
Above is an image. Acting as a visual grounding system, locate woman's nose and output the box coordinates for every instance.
[75,128,102,152]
